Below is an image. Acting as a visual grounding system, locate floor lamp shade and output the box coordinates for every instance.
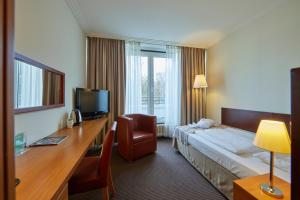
[193,74,208,88]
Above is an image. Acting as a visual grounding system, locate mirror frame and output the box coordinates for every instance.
[14,53,65,114]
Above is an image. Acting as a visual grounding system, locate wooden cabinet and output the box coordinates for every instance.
[291,67,300,200]
[0,0,15,200]
[233,174,290,200]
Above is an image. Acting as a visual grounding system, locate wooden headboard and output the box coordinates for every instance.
[221,108,291,133]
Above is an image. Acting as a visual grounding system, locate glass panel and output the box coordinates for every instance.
[141,56,149,114]
[14,60,43,108]
[153,57,166,123]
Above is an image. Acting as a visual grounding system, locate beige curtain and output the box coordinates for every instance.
[43,71,61,106]
[87,37,126,127]
[181,47,206,125]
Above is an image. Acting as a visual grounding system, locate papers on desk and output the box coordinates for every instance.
[29,136,68,147]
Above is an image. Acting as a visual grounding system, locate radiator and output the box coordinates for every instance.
[157,124,165,137]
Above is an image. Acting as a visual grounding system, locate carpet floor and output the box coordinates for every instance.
[70,138,227,200]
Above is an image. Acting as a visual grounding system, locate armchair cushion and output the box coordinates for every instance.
[133,131,154,144]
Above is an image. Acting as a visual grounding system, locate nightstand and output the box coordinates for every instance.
[233,174,290,200]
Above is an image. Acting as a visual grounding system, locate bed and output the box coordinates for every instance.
[172,108,291,200]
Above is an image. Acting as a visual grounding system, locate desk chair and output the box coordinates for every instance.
[69,123,116,200]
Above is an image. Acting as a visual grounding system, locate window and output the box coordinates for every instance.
[141,51,166,123]
[125,42,181,136]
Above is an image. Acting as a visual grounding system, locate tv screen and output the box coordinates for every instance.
[76,88,110,115]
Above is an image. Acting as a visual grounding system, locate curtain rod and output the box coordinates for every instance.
[127,39,179,47]
[87,33,206,49]
[87,33,179,46]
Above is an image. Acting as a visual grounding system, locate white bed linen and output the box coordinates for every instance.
[188,133,290,182]
[253,152,291,172]
[194,127,261,154]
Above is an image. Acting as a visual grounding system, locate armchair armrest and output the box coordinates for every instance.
[117,116,134,143]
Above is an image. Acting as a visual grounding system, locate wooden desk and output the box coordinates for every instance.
[234,174,290,200]
[16,117,108,200]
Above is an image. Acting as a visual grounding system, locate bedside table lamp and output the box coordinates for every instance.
[193,74,208,117]
[253,120,291,198]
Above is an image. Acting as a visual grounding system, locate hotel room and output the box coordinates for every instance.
[0,0,299,200]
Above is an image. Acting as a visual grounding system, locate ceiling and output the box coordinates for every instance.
[66,0,285,48]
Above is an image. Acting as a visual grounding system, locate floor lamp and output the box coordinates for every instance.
[193,74,208,117]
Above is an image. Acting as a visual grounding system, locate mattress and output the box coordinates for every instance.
[174,126,290,183]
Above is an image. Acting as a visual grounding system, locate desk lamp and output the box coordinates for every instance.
[253,120,291,198]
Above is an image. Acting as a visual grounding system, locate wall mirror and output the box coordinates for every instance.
[14,53,65,114]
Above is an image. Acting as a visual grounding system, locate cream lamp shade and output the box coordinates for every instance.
[253,120,291,154]
[193,74,208,88]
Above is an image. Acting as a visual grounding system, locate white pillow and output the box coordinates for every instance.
[253,152,291,172]
[196,118,215,129]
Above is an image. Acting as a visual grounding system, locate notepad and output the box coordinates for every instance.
[29,136,68,147]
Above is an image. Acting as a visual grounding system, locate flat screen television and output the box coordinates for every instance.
[75,88,110,119]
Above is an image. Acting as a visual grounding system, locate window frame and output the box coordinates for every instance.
[141,50,166,123]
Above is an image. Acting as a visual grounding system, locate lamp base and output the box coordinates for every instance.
[260,183,283,199]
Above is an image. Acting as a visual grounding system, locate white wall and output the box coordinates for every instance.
[207,0,300,122]
[15,0,86,144]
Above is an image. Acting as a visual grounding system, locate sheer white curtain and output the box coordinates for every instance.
[125,42,181,137]
[125,41,143,114]
[15,60,43,108]
[164,45,181,137]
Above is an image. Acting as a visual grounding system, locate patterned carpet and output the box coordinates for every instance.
[70,138,227,200]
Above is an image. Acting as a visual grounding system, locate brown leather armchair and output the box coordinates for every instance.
[117,114,157,161]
